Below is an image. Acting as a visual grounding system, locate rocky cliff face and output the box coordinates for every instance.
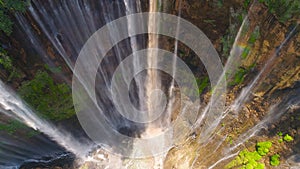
[161,1,300,168]
[241,3,300,96]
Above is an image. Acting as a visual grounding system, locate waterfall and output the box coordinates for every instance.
[144,0,162,135]
[15,0,168,139]
[1,0,299,168]
[169,0,182,93]
[16,0,147,135]
[193,15,249,140]
[0,81,91,158]
[124,0,146,115]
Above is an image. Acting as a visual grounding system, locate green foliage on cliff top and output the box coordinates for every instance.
[0,0,29,35]
[18,71,75,121]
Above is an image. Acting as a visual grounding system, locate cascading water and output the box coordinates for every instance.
[0,0,299,168]
[0,81,91,157]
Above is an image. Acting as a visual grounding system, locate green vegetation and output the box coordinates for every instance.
[229,68,248,86]
[270,154,280,166]
[18,71,75,121]
[241,27,260,59]
[220,8,247,58]
[196,76,209,95]
[220,36,232,58]
[0,120,40,137]
[241,47,251,59]
[216,0,223,8]
[283,134,293,142]
[0,47,13,70]
[229,62,256,86]
[0,0,29,35]
[44,64,62,74]
[0,1,29,80]
[248,27,260,45]
[25,130,40,137]
[278,132,294,143]
[226,136,233,145]
[243,0,251,8]
[225,149,264,169]
[258,0,300,23]
[0,120,25,134]
[226,141,275,169]
[0,47,21,81]
[256,141,272,156]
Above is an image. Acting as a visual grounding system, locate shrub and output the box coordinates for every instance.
[270,154,280,166]
[226,141,273,168]
[283,134,293,142]
[256,141,272,156]
[225,149,264,169]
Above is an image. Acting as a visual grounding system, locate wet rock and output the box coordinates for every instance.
[287,154,300,168]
